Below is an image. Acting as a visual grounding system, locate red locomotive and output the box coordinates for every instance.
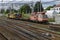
[29,11,48,23]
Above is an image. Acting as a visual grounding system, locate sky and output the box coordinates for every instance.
[0,0,59,9]
[0,0,54,2]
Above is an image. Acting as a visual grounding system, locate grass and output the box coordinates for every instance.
[48,18,55,22]
[22,13,31,19]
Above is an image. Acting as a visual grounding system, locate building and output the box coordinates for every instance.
[46,10,58,18]
[50,4,60,13]
[55,14,60,24]
[46,4,60,18]
[46,4,60,24]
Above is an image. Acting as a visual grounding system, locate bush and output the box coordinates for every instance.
[22,14,31,19]
[48,18,55,22]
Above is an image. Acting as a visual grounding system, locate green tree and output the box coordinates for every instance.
[34,2,44,12]
[19,4,32,13]
[45,6,54,10]
[0,9,5,14]
[5,9,10,14]
[46,5,56,10]
[9,9,18,13]
[5,9,18,14]
[12,9,18,13]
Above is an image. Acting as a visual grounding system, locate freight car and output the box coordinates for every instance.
[7,11,48,23]
[7,13,22,19]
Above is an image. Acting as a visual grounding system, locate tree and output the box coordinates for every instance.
[11,9,18,13]
[45,5,55,10]
[19,4,32,13]
[34,2,44,12]
[45,6,54,10]
[0,9,5,14]
[5,9,10,14]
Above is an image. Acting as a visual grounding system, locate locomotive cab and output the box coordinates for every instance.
[37,12,48,22]
[30,12,37,21]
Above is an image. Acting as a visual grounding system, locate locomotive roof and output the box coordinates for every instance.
[37,11,46,14]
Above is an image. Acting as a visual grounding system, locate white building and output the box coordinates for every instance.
[46,4,60,24]
[46,4,60,18]
[46,10,58,18]
[50,4,60,13]
[55,14,60,24]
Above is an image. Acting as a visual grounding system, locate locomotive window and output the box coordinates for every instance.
[59,8,60,10]
[38,14,43,18]
[43,15,48,18]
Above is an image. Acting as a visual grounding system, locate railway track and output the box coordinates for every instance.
[0,21,40,40]
[5,18,60,40]
[0,33,8,40]
[0,17,60,40]
[0,27,28,40]
[0,17,49,40]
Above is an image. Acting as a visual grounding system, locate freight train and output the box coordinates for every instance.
[7,11,48,23]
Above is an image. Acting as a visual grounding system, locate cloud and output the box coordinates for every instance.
[41,0,54,2]
[0,0,13,1]
[16,0,54,2]
[0,0,54,2]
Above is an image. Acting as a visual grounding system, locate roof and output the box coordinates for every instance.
[55,4,60,7]
[37,11,46,14]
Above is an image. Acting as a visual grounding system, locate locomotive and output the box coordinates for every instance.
[30,11,48,23]
[7,11,48,23]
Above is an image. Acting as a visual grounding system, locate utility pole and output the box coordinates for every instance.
[32,0,34,13]
[37,1,39,12]
[11,1,14,14]
[37,0,41,12]
[40,0,41,12]
[1,0,3,6]
[1,0,4,14]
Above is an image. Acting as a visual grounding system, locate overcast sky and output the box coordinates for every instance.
[0,0,54,2]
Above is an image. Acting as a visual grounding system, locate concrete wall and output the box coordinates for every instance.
[55,14,60,24]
